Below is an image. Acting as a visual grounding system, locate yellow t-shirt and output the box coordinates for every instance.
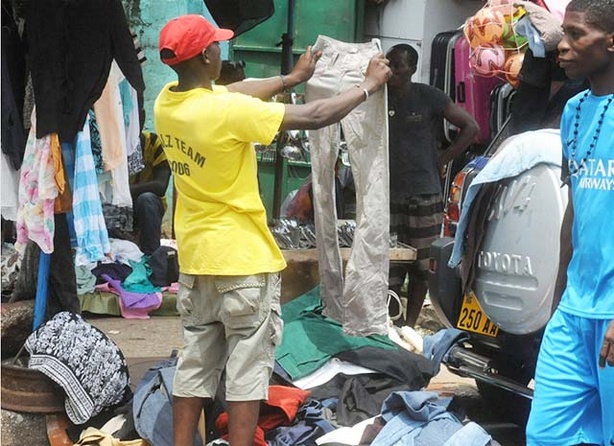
[154,82,287,275]
[129,131,168,209]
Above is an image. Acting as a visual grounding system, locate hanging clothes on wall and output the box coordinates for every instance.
[94,61,135,234]
[1,151,20,221]
[15,111,59,254]
[22,75,35,135]
[129,27,147,65]
[119,77,145,175]
[14,0,145,325]
[305,36,390,337]
[88,109,106,174]
[94,61,133,209]
[1,0,27,170]
[63,114,111,264]
[26,0,145,142]
[15,115,80,320]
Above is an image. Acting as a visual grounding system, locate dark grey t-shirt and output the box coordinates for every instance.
[388,83,451,199]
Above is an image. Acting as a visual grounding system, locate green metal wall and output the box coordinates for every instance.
[231,0,365,79]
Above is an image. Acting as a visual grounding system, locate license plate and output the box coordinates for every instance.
[457,293,499,337]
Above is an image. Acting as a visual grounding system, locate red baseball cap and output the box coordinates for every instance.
[159,15,234,66]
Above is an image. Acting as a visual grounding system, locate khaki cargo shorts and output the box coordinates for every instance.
[172,272,282,401]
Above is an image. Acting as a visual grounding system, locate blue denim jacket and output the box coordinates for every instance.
[448,129,562,268]
[422,328,469,374]
[371,391,492,446]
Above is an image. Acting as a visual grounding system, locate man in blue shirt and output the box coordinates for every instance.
[526,0,614,444]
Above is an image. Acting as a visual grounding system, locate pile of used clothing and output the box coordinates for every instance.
[40,287,499,446]
[3,237,180,319]
[75,238,179,319]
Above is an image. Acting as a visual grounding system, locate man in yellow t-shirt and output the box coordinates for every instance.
[154,14,391,446]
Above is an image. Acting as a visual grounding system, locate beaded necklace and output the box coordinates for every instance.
[565,91,614,181]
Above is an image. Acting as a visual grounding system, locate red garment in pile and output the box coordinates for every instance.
[215,385,311,446]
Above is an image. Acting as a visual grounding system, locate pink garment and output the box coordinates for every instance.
[542,0,570,22]
[117,293,162,319]
[163,282,180,294]
[95,282,115,293]
[16,112,59,254]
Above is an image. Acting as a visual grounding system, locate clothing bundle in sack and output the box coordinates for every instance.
[25,311,131,425]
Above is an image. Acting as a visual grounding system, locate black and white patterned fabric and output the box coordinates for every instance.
[24,311,130,424]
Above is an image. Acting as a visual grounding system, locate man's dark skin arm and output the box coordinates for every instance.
[437,101,480,170]
[552,192,573,311]
[130,161,171,199]
[280,54,391,130]
[601,321,614,368]
[226,47,321,101]
[225,48,392,130]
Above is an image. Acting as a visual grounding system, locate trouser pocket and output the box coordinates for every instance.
[216,274,266,330]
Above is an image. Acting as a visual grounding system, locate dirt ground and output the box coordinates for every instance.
[89,314,527,445]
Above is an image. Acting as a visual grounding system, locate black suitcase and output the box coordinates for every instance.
[489,83,517,140]
[430,30,460,100]
[430,30,463,144]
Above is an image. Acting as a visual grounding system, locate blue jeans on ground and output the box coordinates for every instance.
[133,192,164,255]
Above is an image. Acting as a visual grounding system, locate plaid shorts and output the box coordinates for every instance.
[390,193,443,283]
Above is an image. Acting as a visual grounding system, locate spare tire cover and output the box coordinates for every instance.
[473,144,568,335]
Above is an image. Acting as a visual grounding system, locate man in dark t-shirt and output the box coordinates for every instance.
[386,44,479,327]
